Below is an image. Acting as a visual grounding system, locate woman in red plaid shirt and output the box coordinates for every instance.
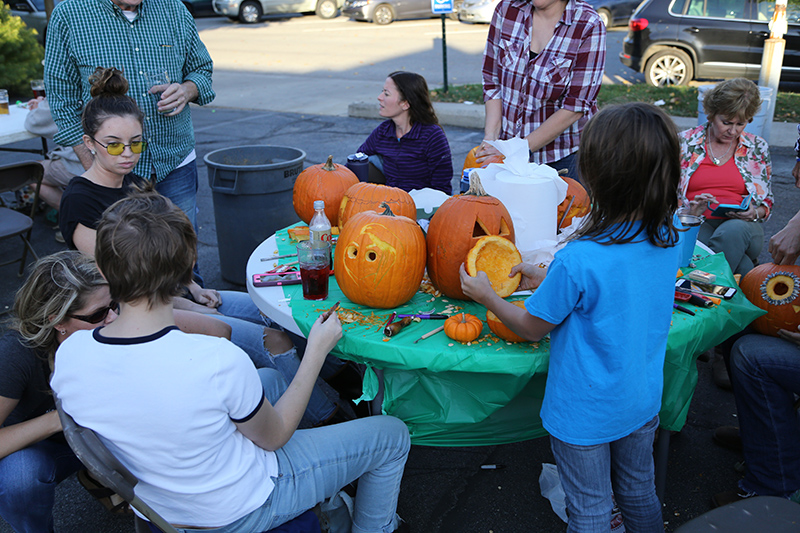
[478,0,606,180]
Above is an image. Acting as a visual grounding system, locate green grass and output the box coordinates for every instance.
[430,84,800,122]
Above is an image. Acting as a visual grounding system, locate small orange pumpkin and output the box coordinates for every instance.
[293,155,359,225]
[740,263,800,336]
[462,145,505,173]
[427,171,515,300]
[465,235,522,298]
[338,182,416,229]
[486,301,527,343]
[444,313,483,343]
[333,203,426,309]
[557,177,590,229]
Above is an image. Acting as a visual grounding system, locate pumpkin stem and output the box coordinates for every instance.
[380,202,396,217]
[465,170,488,197]
[322,155,336,171]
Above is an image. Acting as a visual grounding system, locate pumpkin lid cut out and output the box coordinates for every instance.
[465,235,522,298]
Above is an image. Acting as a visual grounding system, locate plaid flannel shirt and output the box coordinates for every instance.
[44,0,215,181]
[482,0,605,164]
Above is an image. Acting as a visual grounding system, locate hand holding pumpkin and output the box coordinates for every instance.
[459,264,497,307]
[777,325,800,346]
[475,142,503,165]
[510,262,547,291]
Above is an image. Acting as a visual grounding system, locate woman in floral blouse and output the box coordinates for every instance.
[681,78,773,276]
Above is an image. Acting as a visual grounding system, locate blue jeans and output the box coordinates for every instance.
[0,438,83,532]
[213,312,338,427]
[730,335,800,497]
[550,415,662,533]
[154,161,198,231]
[177,416,410,533]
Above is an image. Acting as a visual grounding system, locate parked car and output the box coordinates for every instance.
[620,0,800,86]
[213,0,342,23]
[457,0,498,24]
[342,0,441,24]
[584,0,639,26]
[4,0,57,44]
[182,0,216,16]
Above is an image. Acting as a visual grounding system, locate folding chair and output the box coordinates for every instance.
[0,161,44,276]
[56,398,321,533]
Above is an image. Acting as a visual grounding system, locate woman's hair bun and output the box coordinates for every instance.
[88,67,129,98]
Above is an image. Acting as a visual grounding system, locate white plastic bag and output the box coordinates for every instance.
[539,463,568,523]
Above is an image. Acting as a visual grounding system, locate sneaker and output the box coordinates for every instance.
[54,230,65,244]
[713,426,742,452]
[712,487,757,508]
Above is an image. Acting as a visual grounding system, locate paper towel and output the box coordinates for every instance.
[474,138,568,255]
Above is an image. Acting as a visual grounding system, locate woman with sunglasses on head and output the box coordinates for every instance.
[58,68,348,428]
[0,251,116,531]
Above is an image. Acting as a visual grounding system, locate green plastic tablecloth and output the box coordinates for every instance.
[272,225,764,446]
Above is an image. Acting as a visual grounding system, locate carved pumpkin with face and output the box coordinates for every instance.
[740,263,800,336]
[426,172,515,300]
[334,203,426,309]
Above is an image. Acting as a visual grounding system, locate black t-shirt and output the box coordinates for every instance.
[59,174,143,249]
[0,331,53,428]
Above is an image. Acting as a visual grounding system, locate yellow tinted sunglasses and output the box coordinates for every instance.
[91,138,147,156]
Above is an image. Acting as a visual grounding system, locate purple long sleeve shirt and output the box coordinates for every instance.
[358,120,453,194]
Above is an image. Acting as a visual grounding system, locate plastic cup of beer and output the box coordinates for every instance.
[0,90,9,115]
[31,80,45,98]
[144,70,172,114]
[297,241,331,301]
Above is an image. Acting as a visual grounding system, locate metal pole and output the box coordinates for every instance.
[441,14,448,92]
[757,0,787,143]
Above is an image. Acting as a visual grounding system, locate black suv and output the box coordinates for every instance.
[620,0,800,86]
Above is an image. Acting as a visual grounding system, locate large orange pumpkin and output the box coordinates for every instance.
[557,177,591,229]
[333,203,426,309]
[426,171,515,300]
[465,235,522,297]
[444,313,483,343]
[338,183,416,229]
[486,301,527,343]
[740,263,800,336]
[293,155,358,225]
[462,145,505,173]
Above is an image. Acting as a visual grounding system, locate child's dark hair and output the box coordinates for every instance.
[388,71,439,127]
[575,102,680,247]
[81,67,144,138]
[95,192,196,309]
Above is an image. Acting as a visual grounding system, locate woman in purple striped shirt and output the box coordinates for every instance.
[358,72,453,195]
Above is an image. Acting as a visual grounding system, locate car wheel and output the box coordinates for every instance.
[373,4,394,24]
[644,49,694,87]
[597,8,610,27]
[239,0,262,23]
[316,0,338,18]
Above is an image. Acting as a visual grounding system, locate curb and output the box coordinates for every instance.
[348,102,796,148]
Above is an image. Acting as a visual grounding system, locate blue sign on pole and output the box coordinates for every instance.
[431,0,453,14]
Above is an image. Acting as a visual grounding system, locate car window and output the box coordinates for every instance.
[754,0,800,23]
[683,0,748,19]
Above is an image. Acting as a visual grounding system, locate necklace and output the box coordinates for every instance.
[706,137,734,166]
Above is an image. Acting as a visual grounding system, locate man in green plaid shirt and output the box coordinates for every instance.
[43,0,215,231]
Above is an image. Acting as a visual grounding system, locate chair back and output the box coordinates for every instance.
[0,161,43,196]
[55,397,180,533]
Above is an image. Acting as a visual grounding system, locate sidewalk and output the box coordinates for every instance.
[0,104,796,532]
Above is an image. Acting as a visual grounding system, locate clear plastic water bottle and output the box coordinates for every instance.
[309,200,332,249]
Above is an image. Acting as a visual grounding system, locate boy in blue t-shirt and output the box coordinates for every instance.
[462,103,682,532]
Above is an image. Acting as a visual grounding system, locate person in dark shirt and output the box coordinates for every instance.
[358,71,453,194]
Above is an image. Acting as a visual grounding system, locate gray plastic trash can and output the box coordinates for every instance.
[205,145,306,285]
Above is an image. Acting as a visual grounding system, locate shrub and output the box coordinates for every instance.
[0,3,44,98]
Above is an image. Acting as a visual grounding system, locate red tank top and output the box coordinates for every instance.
[685,156,747,219]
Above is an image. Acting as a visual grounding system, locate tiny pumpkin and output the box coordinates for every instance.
[293,155,359,225]
[338,182,416,229]
[557,177,591,229]
[486,301,528,343]
[444,313,483,343]
[333,203,426,309]
[465,235,522,298]
[740,263,800,336]
[462,145,505,172]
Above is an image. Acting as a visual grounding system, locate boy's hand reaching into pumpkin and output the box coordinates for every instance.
[510,262,546,291]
